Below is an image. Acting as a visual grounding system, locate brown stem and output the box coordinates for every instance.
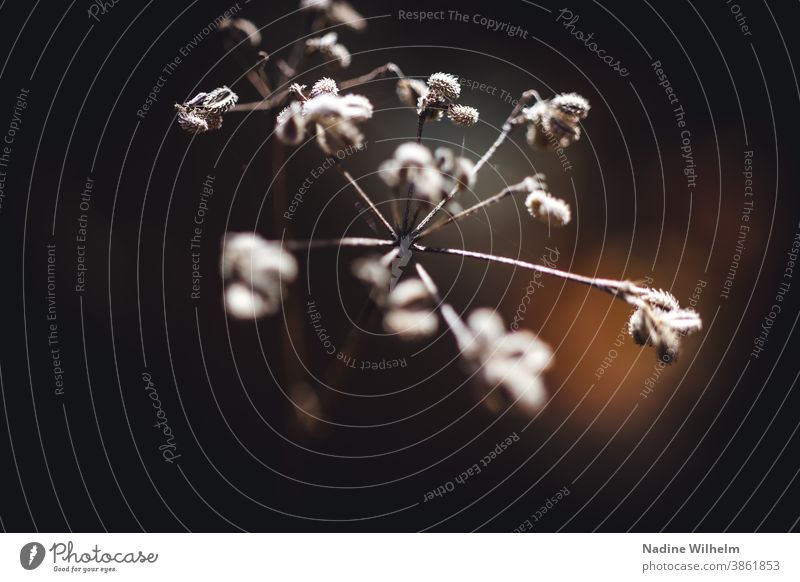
[335,163,397,238]
[339,62,406,90]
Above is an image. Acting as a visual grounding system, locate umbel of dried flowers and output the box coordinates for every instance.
[176,3,701,416]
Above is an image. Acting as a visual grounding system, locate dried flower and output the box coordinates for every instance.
[427,72,461,101]
[396,78,428,109]
[174,86,238,134]
[306,32,352,68]
[460,309,553,412]
[276,102,306,145]
[221,234,298,319]
[309,77,339,98]
[383,279,438,339]
[353,256,391,302]
[379,143,444,203]
[300,0,366,31]
[525,189,571,226]
[447,104,480,127]
[523,92,590,150]
[219,18,262,48]
[628,289,702,360]
[276,86,373,154]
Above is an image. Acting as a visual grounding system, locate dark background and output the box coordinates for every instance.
[0,0,799,532]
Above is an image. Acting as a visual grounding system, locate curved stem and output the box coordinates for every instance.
[416,264,474,350]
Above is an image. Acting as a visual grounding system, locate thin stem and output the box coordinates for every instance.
[231,62,407,114]
[411,90,541,239]
[285,237,394,251]
[339,62,406,90]
[413,244,648,301]
[335,164,397,238]
[417,185,518,239]
[415,264,474,349]
[400,113,427,233]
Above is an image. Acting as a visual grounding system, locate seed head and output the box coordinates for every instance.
[276,102,306,145]
[396,78,428,109]
[460,309,553,412]
[174,87,238,134]
[627,289,702,361]
[310,77,339,98]
[222,234,298,319]
[383,279,438,340]
[427,72,461,101]
[525,190,571,227]
[379,143,444,202]
[447,104,480,127]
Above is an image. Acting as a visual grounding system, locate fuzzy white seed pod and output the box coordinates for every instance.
[525,191,571,226]
[434,147,455,173]
[550,92,590,121]
[338,94,373,122]
[383,279,437,340]
[222,234,298,318]
[447,104,480,127]
[310,77,339,98]
[276,102,306,145]
[326,43,352,68]
[427,72,461,101]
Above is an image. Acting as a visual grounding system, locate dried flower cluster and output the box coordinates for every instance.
[395,72,480,128]
[519,92,590,150]
[174,86,239,134]
[276,78,372,154]
[627,289,703,360]
[176,3,702,419]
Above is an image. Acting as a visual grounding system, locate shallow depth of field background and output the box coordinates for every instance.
[0,0,798,532]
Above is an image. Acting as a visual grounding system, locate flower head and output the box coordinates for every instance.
[523,92,590,150]
[460,309,553,412]
[379,143,445,203]
[627,288,702,360]
[174,86,238,134]
[427,72,461,101]
[306,32,351,68]
[383,279,438,340]
[221,234,298,319]
[447,104,480,127]
[299,0,366,31]
[396,78,428,109]
[219,18,262,48]
[525,190,571,227]
[275,84,373,154]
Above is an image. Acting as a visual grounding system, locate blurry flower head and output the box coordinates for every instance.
[383,279,438,340]
[523,92,590,150]
[221,234,298,319]
[305,32,351,68]
[396,78,428,109]
[219,17,262,48]
[379,143,445,203]
[275,83,373,154]
[300,0,366,31]
[628,288,702,360]
[461,309,553,412]
[525,189,571,227]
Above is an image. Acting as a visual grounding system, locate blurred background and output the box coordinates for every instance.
[0,0,799,532]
